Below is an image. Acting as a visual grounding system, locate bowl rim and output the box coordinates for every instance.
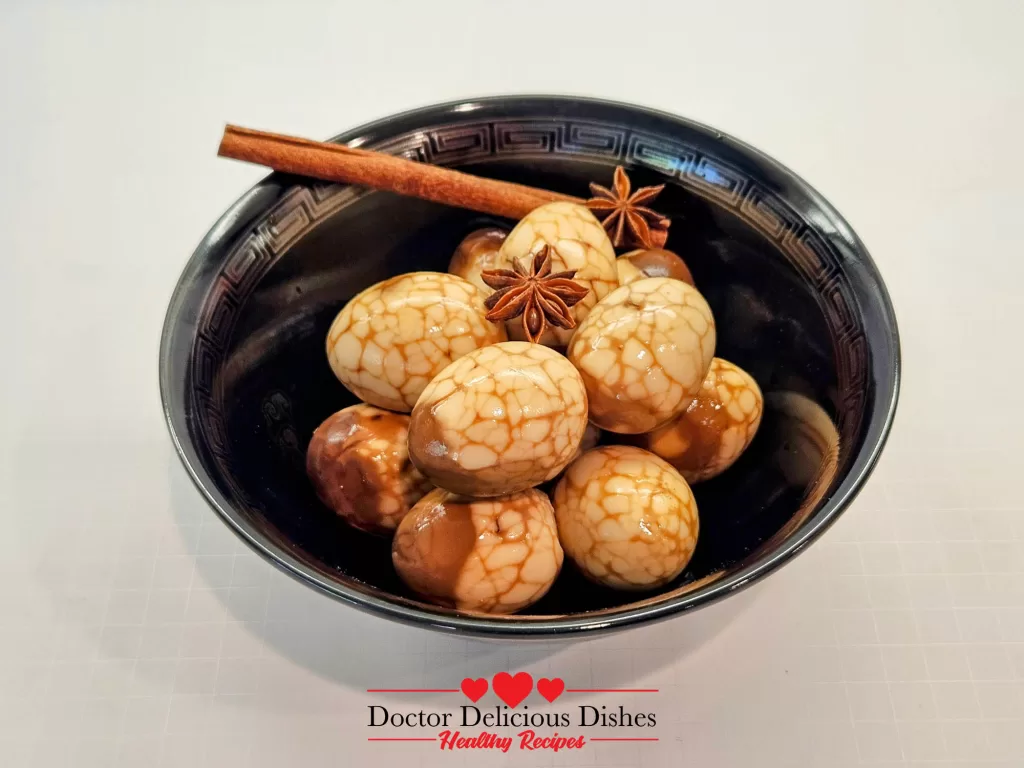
[160,94,901,637]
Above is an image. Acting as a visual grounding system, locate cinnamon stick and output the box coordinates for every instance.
[217,124,668,247]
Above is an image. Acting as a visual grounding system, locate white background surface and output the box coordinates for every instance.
[2,1,1023,766]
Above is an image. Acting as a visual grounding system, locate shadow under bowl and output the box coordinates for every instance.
[160,96,900,638]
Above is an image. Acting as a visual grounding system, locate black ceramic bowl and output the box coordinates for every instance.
[160,96,899,638]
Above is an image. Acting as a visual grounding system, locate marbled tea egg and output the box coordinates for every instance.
[568,277,716,434]
[306,405,432,535]
[408,341,588,497]
[392,487,563,614]
[326,272,505,412]
[542,422,604,492]
[620,248,695,286]
[448,227,508,293]
[553,445,699,590]
[494,202,618,347]
[629,358,763,483]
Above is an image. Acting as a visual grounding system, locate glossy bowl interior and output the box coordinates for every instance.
[160,96,899,637]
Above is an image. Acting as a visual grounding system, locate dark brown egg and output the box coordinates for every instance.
[306,404,432,535]
[621,248,695,286]
[447,227,508,293]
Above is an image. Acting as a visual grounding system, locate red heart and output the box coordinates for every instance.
[460,677,488,703]
[537,677,565,703]
[491,672,533,708]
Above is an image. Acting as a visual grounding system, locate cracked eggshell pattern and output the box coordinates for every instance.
[495,202,618,347]
[553,445,699,590]
[568,277,716,434]
[392,487,563,614]
[306,405,432,535]
[326,272,505,412]
[631,358,763,483]
[408,341,588,497]
[448,227,508,294]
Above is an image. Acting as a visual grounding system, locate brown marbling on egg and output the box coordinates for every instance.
[306,404,432,535]
[326,272,505,412]
[628,358,763,483]
[392,487,563,613]
[553,445,698,590]
[568,277,716,434]
[408,342,588,497]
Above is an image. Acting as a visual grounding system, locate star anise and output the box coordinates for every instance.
[586,165,669,249]
[480,246,590,344]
